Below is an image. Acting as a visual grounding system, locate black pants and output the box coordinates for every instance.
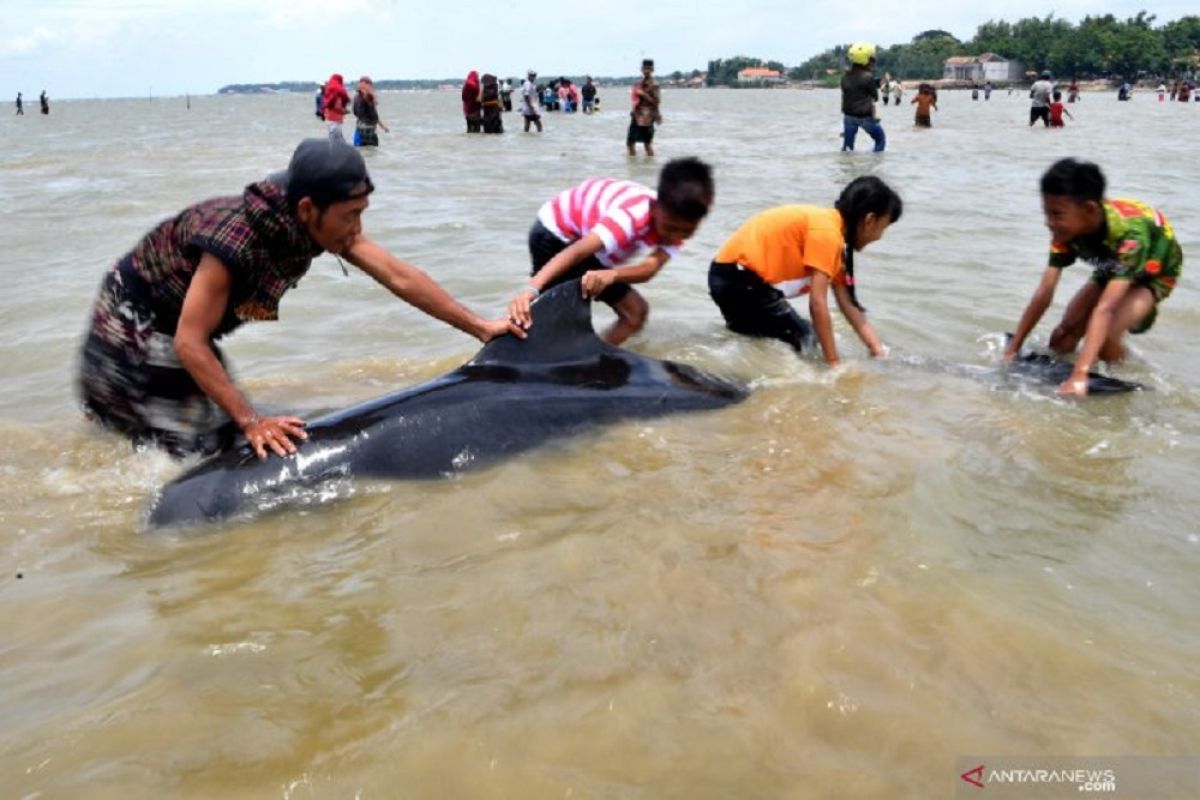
[1029,106,1050,127]
[626,120,654,146]
[528,221,630,305]
[708,262,813,352]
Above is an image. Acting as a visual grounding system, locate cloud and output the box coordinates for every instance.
[0,26,55,56]
[260,0,385,28]
[0,6,134,58]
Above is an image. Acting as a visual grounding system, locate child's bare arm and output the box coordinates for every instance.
[1060,279,1131,397]
[832,278,885,356]
[507,233,605,327]
[580,250,670,298]
[808,272,840,365]
[1004,266,1062,359]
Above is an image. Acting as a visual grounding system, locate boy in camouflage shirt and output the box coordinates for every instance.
[1005,158,1182,397]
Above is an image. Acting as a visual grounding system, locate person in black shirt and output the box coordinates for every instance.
[840,43,885,152]
[352,76,389,147]
[582,76,597,114]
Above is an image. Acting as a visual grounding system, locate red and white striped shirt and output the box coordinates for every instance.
[537,178,681,267]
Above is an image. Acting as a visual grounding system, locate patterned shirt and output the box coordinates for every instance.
[536,178,680,267]
[631,79,661,127]
[124,180,322,336]
[1048,198,1182,293]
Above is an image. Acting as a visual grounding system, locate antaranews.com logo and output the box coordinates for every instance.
[959,763,1116,792]
[956,756,1200,798]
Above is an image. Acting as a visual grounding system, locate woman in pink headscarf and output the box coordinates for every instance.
[462,71,482,133]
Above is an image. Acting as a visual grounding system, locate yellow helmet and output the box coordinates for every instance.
[848,42,877,66]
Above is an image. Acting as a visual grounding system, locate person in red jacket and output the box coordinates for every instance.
[321,74,351,142]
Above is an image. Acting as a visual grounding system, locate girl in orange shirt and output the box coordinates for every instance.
[708,176,902,365]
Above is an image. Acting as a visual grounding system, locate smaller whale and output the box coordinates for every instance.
[1004,351,1148,394]
[1003,334,1148,394]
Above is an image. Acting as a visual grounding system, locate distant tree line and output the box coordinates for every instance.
[219,79,452,94]
[705,57,787,87]
[790,13,1200,82]
[970,12,1200,77]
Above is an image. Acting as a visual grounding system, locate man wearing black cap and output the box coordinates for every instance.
[78,138,523,460]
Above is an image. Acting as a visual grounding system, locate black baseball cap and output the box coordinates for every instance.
[272,138,374,207]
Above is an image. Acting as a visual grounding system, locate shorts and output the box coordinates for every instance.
[708,261,813,352]
[528,220,631,306]
[78,261,236,456]
[1029,106,1050,126]
[354,125,378,147]
[626,121,654,146]
[1089,267,1176,334]
[914,113,931,127]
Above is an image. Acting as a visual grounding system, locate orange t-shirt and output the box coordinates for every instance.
[714,205,845,297]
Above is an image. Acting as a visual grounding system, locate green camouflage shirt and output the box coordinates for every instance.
[1048,198,1182,293]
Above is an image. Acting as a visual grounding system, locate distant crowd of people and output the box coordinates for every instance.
[1153,81,1197,102]
[454,59,660,157]
[306,63,660,152]
[459,70,605,135]
[301,51,1198,164]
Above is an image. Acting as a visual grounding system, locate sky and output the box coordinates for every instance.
[1,0,1194,98]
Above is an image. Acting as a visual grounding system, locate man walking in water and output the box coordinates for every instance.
[39,90,49,115]
[841,42,885,152]
[627,58,660,157]
[521,70,543,133]
[1029,71,1054,127]
[15,92,23,115]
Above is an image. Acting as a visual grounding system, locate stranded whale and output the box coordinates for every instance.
[148,280,748,527]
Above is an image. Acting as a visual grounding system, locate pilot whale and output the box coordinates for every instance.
[148,280,748,527]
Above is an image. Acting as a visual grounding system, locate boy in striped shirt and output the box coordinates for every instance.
[507,157,714,344]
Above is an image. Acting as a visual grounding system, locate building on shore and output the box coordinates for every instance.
[943,53,1024,83]
[737,67,785,85]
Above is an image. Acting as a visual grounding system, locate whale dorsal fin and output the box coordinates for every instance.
[471,280,609,366]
